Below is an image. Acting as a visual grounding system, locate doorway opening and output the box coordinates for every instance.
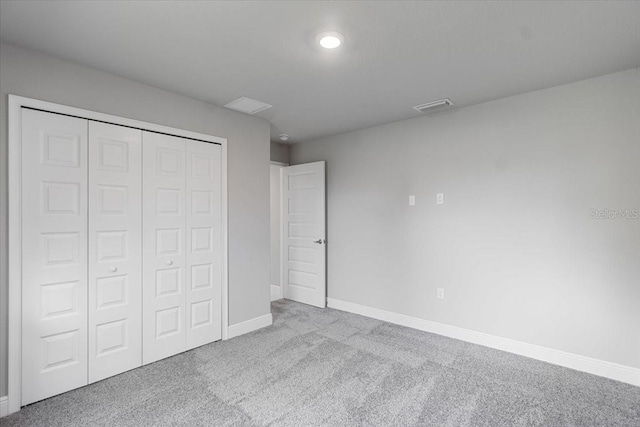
[270,161,288,301]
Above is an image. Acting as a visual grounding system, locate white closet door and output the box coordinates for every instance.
[142,132,187,364]
[88,122,142,383]
[186,140,222,349]
[21,109,88,405]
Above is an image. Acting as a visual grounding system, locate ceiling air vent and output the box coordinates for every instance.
[413,98,454,114]
[224,97,272,115]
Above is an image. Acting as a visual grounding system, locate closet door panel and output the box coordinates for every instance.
[142,132,187,364]
[88,122,142,383]
[21,109,89,405]
[186,141,222,349]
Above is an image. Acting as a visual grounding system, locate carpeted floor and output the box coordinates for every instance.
[3,299,639,426]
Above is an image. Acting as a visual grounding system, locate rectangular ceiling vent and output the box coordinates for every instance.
[413,98,454,114]
[224,96,272,115]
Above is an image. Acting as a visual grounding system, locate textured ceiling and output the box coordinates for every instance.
[1,1,639,143]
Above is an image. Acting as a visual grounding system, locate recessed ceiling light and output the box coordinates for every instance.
[279,134,290,142]
[317,31,345,49]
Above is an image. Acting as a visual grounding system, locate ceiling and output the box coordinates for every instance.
[1,1,639,144]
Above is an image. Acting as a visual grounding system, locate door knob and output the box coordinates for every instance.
[313,239,325,244]
[110,266,118,273]
[166,260,173,266]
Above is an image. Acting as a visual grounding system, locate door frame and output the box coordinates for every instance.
[7,94,229,415]
[270,161,287,301]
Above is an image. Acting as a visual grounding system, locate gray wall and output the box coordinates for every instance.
[291,68,640,369]
[271,141,290,164]
[0,43,272,396]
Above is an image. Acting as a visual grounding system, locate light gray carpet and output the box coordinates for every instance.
[4,299,639,426]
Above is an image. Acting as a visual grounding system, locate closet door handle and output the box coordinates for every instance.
[110,266,118,273]
[166,260,173,266]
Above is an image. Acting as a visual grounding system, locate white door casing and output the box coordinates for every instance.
[21,109,89,405]
[282,161,326,308]
[88,122,142,383]
[142,132,187,364]
[186,140,222,349]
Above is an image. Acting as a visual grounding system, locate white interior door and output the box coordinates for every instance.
[282,161,326,308]
[16,102,226,409]
[185,140,222,349]
[21,109,89,405]
[88,121,142,383]
[142,132,187,364]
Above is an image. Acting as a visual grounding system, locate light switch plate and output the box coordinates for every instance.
[409,195,416,206]
[436,193,444,205]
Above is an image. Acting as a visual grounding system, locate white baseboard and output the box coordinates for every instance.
[271,284,283,301]
[227,313,273,339]
[327,298,640,387]
[0,396,8,418]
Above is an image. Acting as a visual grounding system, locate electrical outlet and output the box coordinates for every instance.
[436,193,444,205]
[437,287,445,299]
[409,195,416,206]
